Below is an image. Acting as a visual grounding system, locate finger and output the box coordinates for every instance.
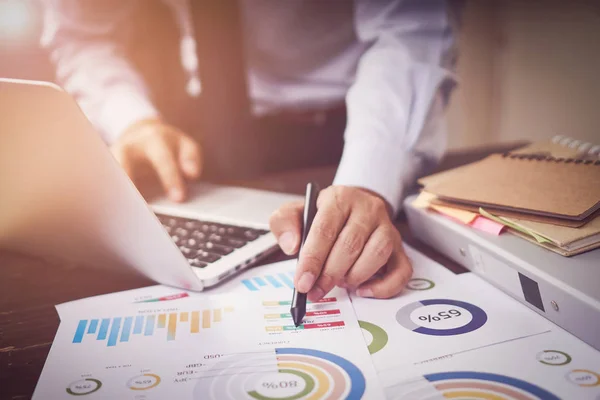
[268,200,304,255]
[111,146,137,182]
[307,214,376,301]
[178,135,202,180]
[356,242,413,299]
[145,139,186,202]
[295,195,349,294]
[343,225,397,289]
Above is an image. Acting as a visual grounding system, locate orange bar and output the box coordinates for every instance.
[213,309,222,322]
[191,311,200,333]
[167,313,177,341]
[180,312,189,322]
[157,314,166,328]
[202,310,211,329]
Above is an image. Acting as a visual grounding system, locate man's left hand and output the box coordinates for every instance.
[269,186,412,301]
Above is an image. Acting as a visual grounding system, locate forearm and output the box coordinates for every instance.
[334,0,458,214]
[41,0,159,144]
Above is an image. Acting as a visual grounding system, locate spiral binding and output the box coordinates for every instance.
[502,135,600,165]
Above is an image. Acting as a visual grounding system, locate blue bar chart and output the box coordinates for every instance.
[71,307,235,347]
[241,270,295,291]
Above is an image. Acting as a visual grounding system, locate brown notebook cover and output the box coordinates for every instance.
[420,153,600,221]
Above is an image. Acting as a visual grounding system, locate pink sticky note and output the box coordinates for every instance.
[470,216,505,235]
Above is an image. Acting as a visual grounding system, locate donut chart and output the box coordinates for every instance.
[424,371,560,400]
[193,348,366,399]
[396,299,487,336]
[66,378,102,396]
[358,321,388,355]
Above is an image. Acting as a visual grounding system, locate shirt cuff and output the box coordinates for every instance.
[96,88,159,144]
[333,136,423,216]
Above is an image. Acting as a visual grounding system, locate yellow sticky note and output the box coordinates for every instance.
[412,191,437,208]
[430,204,478,225]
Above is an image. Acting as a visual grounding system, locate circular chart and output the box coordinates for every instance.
[193,348,366,399]
[423,371,560,400]
[536,350,572,366]
[358,321,389,355]
[396,299,487,336]
[66,378,102,396]
[127,373,161,390]
[566,369,600,387]
[406,278,435,291]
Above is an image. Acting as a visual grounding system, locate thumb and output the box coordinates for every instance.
[269,200,304,255]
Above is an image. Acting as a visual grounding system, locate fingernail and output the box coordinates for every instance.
[185,160,198,174]
[170,188,184,202]
[356,288,374,298]
[296,272,316,293]
[279,231,297,254]
[308,286,325,302]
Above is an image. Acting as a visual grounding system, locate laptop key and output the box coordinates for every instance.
[179,246,193,256]
[209,234,246,248]
[194,251,221,263]
[196,242,234,255]
[190,259,208,268]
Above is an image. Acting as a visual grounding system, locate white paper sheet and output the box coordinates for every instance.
[351,273,553,373]
[382,328,600,399]
[35,290,385,399]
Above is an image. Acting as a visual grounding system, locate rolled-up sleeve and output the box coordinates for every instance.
[40,0,159,144]
[333,0,458,215]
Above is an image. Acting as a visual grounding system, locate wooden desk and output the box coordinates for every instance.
[0,142,525,399]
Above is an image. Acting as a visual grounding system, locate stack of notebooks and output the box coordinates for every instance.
[416,136,600,256]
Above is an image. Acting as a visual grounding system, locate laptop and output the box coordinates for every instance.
[0,78,302,291]
[404,194,600,351]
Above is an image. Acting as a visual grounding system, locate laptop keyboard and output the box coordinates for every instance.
[155,214,269,269]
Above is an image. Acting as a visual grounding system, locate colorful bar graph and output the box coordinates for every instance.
[266,321,345,332]
[120,317,133,342]
[73,320,87,343]
[262,297,338,307]
[87,319,99,334]
[107,317,122,347]
[72,307,233,347]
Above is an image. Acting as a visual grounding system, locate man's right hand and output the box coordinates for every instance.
[111,118,202,202]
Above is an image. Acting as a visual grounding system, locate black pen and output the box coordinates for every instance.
[290,182,319,327]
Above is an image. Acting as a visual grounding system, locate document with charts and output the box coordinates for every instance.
[382,328,600,400]
[34,290,385,399]
[351,273,552,375]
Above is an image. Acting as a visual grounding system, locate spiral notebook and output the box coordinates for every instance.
[419,136,600,223]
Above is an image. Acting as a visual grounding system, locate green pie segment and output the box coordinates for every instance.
[247,369,314,400]
[359,320,389,354]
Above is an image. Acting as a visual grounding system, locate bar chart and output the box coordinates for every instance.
[241,271,296,291]
[262,297,346,332]
[71,306,234,347]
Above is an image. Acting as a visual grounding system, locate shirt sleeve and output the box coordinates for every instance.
[333,0,459,215]
[40,0,160,144]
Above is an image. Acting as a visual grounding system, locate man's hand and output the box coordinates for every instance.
[269,186,412,301]
[111,118,202,202]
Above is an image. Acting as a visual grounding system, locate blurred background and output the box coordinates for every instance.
[1,0,599,149]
